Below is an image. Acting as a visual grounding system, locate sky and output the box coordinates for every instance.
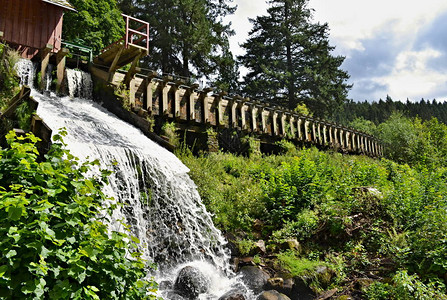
[226,0,447,103]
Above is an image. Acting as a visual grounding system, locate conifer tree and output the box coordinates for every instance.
[123,0,237,83]
[239,0,351,117]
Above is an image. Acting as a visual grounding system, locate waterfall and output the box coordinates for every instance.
[66,68,93,99]
[31,68,252,299]
[15,59,37,88]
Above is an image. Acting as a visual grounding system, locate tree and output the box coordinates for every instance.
[63,0,125,53]
[122,0,237,84]
[0,131,157,299]
[239,0,351,116]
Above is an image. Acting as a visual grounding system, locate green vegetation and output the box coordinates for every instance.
[0,43,20,110]
[63,0,124,54]
[335,95,447,126]
[178,113,447,298]
[0,131,157,299]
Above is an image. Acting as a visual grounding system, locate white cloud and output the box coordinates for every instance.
[228,0,447,102]
[226,0,268,56]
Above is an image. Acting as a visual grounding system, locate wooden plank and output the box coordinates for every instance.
[56,48,69,94]
[107,45,125,81]
[123,50,142,86]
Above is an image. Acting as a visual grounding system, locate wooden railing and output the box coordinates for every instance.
[105,71,383,157]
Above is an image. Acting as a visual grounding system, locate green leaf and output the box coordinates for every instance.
[0,265,8,277]
[5,250,17,258]
[7,206,22,221]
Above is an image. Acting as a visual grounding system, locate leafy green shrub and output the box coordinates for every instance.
[391,270,446,300]
[178,152,265,232]
[161,122,179,147]
[277,251,325,277]
[15,100,34,131]
[275,140,297,155]
[0,131,157,299]
[271,210,319,241]
[261,153,331,226]
[0,43,20,110]
[364,281,392,300]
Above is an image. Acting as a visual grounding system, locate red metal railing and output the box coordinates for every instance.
[123,14,149,52]
[101,14,149,54]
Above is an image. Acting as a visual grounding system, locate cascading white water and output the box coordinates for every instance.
[27,66,253,299]
[15,59,36,88]
[66,68,93,99]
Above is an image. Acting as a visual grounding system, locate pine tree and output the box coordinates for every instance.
[123,0,237,83]
[239,0,351,117]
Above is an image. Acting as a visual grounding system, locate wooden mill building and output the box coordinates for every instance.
[0,0,75,59]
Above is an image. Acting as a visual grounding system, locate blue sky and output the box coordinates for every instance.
[227,0,447,102]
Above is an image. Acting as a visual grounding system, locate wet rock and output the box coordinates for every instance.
[239,266,270,294]
[218,289,246,300]
[163,291,185,300]
[266,277,284,290]
[282,278,294,296]
[225,233,241,257]
[257,290,291,300]
[159,279,173,290]
[174,266,210,299]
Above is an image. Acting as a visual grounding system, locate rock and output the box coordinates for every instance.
[218,289,246,300]
[282,278,294,296]
[315,266,335,289]
[290,277,315,300]
[174,266,210,299]
[356,278,374,289]
[162,291,185,300]
[280,239,300,252]
[253,219,264,231]
[317,288,337,300]
[257,290,291,300]
[225,233,241,257]
[266,276,293,297]
[159,279,173,290]
[266,277,284,290]
[239,266,270,294]
[254,240,266,254]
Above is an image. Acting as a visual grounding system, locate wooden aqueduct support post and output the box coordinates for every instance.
[88,14,383,157]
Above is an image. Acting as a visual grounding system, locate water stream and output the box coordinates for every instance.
[16,62,252,299]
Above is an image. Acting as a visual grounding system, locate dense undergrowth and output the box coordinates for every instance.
[0,131,158,299]
[0,43,20,111]
[178,116,447,299]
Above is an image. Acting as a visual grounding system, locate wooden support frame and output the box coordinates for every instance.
[56,48,69,94]
[40,44,53,91]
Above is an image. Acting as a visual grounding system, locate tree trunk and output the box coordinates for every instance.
[182,47,190,78]
[285,1,296,110]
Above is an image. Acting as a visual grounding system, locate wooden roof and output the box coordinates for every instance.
[42,0,76,11]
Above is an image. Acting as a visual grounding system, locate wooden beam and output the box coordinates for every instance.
[40,44,53,91]
[107,45,125,82]
[56,48,69,94]
[123,50,142,86]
